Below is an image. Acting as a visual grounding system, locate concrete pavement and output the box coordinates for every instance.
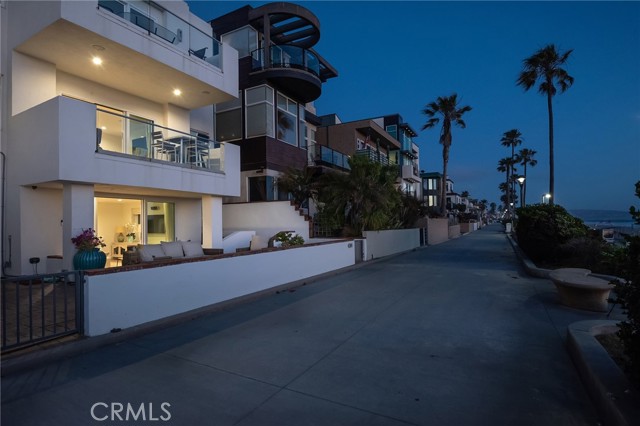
[1,224,623,425]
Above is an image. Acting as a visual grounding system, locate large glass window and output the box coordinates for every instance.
[298,105,307,149]
[216,93,242,142]
[277,94,297,146]
[245,85,274,138]
[386,124,398,140]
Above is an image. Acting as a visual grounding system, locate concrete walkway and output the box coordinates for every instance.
[1,224,623,425]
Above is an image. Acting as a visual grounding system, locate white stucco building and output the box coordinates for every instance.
[1,0,240,275]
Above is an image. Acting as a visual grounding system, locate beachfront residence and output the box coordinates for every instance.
[209,2,338,204]
[315,113,422,198]
[0,0,240,275]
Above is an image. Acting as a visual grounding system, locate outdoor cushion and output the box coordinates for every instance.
[161,241,185,258]
[182,241,204,257]
[138,244,165,262]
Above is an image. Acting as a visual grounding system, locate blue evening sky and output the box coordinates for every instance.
[187,1,640,211]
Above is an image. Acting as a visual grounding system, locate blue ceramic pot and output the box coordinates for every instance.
[73,248,107,270]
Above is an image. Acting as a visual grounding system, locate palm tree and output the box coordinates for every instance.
[517,44,574,205]
[517,148,538,206]
[500,129,523,212]
[421,94,472,217]
[497,157,518,215]
[277,165,318,209]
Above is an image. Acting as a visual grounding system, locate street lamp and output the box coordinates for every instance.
[516,176,525,208]
[542,193,551,204]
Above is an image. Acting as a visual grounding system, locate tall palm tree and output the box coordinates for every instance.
[517,44,574,205]
[500,129,523,212]
[421,94,472,217]
[517,148,538,206]
[497,157,518,214]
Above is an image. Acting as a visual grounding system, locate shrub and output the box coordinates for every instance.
[611,181,640,384]
[515,203,588,264]
[274,231,304,247]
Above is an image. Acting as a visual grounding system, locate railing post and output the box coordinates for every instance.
[75,271,84,336]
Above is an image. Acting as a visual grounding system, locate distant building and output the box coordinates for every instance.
[315,114,421,198]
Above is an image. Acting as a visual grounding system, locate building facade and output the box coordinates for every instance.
[1,0,240,274]
[315,114,421,198]
[209,3,337,203]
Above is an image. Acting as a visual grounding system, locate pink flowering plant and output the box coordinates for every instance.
[71,228,106,251]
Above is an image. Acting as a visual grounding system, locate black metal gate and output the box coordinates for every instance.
[1,271,84,353]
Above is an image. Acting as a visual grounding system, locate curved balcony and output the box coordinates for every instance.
[250,45,322,102]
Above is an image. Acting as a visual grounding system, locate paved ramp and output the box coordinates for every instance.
[1,224,623,425]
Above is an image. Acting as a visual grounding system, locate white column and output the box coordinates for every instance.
[202,196,223,248]
[62,183,94,271]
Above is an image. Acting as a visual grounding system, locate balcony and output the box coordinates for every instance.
[10,96,239,197]
[401,165,421,182]
[97,0,222,68]
[10,0,236,110]
[309,144,350,171]
[96,108,224,173]
[250,45,324,103]
[354,149,392,166]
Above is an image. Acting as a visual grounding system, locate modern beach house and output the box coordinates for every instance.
[209,3,338,203]
[1,0,240,275]
[315,113,421,198]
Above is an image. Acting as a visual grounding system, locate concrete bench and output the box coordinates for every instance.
[549,268,613,312]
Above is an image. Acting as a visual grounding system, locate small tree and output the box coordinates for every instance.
[317,155,401,237]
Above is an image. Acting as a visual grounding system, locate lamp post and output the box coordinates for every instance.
[542,193,551,204]
[516,176,525,208]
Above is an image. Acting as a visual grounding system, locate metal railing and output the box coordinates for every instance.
[96,108,225,173]
[251,45,320,76]
[354,149,392,166]
[97,0,222,69]
[1,271,84,353]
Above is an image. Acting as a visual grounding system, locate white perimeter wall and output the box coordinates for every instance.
[362,229,420,260]
[223,201,310,242]
[84,240,355,336]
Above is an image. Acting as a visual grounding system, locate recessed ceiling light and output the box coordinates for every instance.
[101,126,107,130]
[92,56,103,65]
[92,44,105,51]
[202,90,210,95]
[173,89,182,96]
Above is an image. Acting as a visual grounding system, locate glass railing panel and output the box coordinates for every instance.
[98,0,222,70]
[305,50,320,75]
[96,108,223,172]
[251,45,319,76]
[320,146,332,164]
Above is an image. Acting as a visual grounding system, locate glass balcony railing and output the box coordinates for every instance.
[251,45,320,76]
[308,143,350,171]
[96,108,224,173]
[97,0,222,69]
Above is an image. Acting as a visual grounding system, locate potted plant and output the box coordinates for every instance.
[71,228,107,270]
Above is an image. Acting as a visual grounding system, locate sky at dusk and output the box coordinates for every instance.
[187,1,640,212]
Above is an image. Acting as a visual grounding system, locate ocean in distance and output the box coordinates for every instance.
[570,209,637,229]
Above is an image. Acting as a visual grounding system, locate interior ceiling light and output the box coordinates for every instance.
[173,89,182,96]
[92,56,103,65]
